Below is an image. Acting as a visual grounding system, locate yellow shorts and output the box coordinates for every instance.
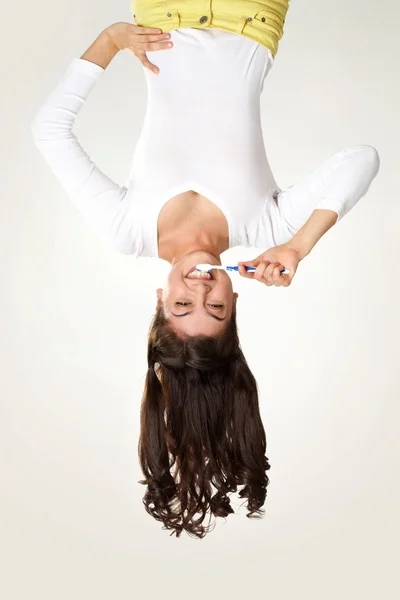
[130,0,289,57]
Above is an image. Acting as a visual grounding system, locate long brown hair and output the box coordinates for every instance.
[138,306,271,538]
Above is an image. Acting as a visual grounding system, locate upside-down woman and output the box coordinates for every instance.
[32,0,380,537]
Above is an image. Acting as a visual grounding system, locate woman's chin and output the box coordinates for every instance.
[187,250,219,262]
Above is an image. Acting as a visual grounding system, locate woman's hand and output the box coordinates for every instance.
[238,244,301,287]
[105,22,173,74]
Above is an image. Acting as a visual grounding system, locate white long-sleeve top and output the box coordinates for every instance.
[31,28,333,256]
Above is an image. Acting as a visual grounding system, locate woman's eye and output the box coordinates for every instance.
[176,302,190,306]
[209,304,223,309]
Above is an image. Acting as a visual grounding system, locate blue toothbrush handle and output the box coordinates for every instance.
[226,266,254,272]
[227,266,289,274]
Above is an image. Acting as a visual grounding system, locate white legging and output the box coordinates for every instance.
[275,145,380,235]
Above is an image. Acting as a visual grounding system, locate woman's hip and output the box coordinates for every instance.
[130,0,289,57]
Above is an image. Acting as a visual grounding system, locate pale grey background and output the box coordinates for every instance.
[1,0,399,598]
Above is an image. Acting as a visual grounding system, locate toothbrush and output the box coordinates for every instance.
[195,263,290,275]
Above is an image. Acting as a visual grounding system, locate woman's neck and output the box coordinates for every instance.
[157,190,230,263]
[158,227,228,264]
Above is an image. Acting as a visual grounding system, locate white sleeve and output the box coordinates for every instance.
[31,58,141,254]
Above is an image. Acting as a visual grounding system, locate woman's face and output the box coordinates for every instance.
[157,251,238,337]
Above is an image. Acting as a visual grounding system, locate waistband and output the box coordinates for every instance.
[130,0,289,57]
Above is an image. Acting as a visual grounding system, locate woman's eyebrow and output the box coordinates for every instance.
[171,312,226,322]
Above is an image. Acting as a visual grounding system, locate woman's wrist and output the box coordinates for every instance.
[283,209,339,261]
[283,236,311,261]
[80,29,120,69]
[103,23,124,49]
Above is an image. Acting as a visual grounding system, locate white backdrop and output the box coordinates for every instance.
[1,1,399,598]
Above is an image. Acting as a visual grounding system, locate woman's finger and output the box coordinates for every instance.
[273,265,287,287]
[238,264,254,279]
[140,55,159,73]
[134,33,171,44]
[277,269,293,287]
[132,26,164,34]
[281,273,293,287]
[144,41,173,51]
[238,259,258,268]
[254,262,268,282]
[272,264,283,281]
[263,262,285,286]
[263,262,277,283]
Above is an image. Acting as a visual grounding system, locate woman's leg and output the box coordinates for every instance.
[275,145,380,234]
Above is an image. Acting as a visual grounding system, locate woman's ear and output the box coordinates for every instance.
[232,293,238,318]
[154,362,162,382]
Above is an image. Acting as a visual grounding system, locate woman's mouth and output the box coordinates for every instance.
[185,266,214,280]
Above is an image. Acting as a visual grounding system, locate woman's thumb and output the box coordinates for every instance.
[238,259,256,267]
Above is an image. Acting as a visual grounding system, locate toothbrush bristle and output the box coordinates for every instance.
[195,264,211,272]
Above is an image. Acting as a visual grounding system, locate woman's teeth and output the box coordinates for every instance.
[187,270,212,279]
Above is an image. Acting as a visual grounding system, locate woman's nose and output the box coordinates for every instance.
[192,281,212,292]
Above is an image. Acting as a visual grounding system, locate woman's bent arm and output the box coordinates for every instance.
[31,24,172,254]
[30,33,141,253]
[238,209,338,286]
